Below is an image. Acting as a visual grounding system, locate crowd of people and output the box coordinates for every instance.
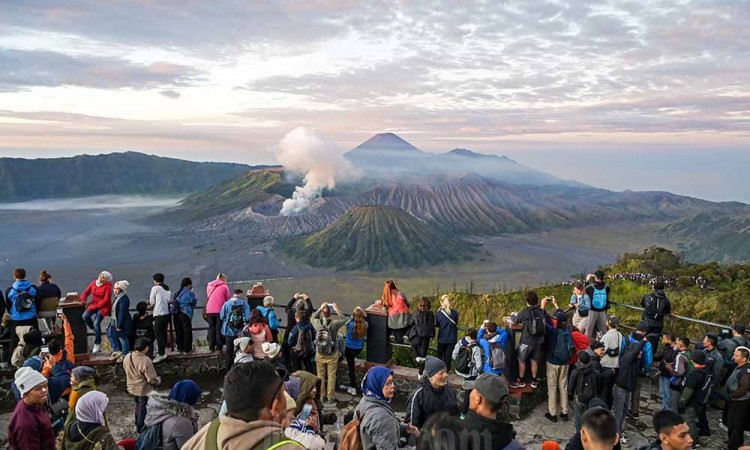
[4,268,750,450]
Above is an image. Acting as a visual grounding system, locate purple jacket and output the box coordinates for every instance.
[8,401,55,450]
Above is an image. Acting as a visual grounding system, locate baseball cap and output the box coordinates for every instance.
[462,373,508,406]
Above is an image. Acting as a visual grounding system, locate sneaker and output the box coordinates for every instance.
[510,379,526,389]
[389,335,396,343]
[718,419,728,432]
[620,433,628,445]
[560,413,569,422]
[109,351,122,360]
[153,354,167,364]
[403,336,410,345]
[545,413,558,423]
[530,379,539,389]
[627,412,640,421]
[92,344,100,353]
[415,356,426,363]
[347,387,357,396]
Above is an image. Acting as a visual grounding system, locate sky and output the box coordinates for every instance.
[0,1,748,202]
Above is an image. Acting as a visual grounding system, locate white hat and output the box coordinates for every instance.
[114,280,129,292]
[262,342,281,359]
[15,367,47,397]
[234,337,252,353]
[284,391,296,410]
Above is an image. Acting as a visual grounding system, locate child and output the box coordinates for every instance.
[132,302,154,358]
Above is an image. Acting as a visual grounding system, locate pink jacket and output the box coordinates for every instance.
[246,322,273,359]
[205,279,231,314]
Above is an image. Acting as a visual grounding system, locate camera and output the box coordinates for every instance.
[56,307,64,315]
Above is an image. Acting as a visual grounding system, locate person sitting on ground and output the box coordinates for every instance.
[356,366,419,450]
[405,356,459,429]
[220,289,251,369]
[283,372,327,450]
[8,367,55,450]
[462,373,524,450]
[292,370,326,434]
[383,279,412,345]
[243,309,274,360]
[67,366,97,425]
[142,379,202,450]
[564,398,621,450]
[311,301,347,405]
[257,295,280,343]
[132,301,154,357]
[344,306,368,395]
[62,391,120,450]
[409,297,436,377]
[644,409,694,450]
[511,291,546,389]
[123,337,161,433]
[109,280,132,362]
[183,361,304,450]
[80,270,112,354]
[283,391,326,450]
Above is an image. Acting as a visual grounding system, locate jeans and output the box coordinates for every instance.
[659,376,673,410]
[345,347,363,390]
[153,315,170,356]
[173,313,192,352]
[546,362,569,416]
[108,324,120,352]
[207,313,223,351]
[82,309,104,345]
[412,338,430,375]
[612,385,632,434]
[436,342,455,373]
[118,335,130,355]
[134,395,148,433]
[316,352,338,401]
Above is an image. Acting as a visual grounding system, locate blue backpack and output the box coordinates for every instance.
[591,286,608,310]
[552,329,574,361]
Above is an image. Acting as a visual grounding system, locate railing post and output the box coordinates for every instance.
[365,302,392,365]
[60,299,89,357]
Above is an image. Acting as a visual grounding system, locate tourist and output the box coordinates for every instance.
[41,336,75,405]
[409,297,436,377]
[644,410,693,450]
[243,309,274,360]
[355,366,418,450]
[725,346,750,450]
[612,333,648,445]
[678,350,709,444]
[511,291,546,389]
[543,304,574,423]
[718,324,749,365]
[257,295,280,343]
[585,270,611,340]
[11,325,39,368]
[7,268,39,351]
[132,301,154,358]
[291,370,323,434]
[205,273,231,353]
[148,273,171,363]
[453,327,483,415]
[569,352,599,431]
[108,280,132,362]
[383,280,412,345]
[478,320,509,377]
[588,341,616,401]
[8,367,55,450]
[626,321,653,421]
[81,270,112,354]
[569,325,590,370]
[220,289,251,369]
[142,380,202,450]
[311,301,347,404]
[262,342,287,376]
[640,280,671,353]
[655,333,677,410]
[600,316,624,407]
[569,282,591,337]
[697,333,722,436]
[233,336,254,364]
[172,277,198,354]
[282,293,312,365]
[344,306,368,394]
[61,391,120,450]
[435,294,459,372]
[564,399,621,450]
[417,412,470,450]
[123,337,161,433]
[462,373,524,450]
[67,366,97,424]
[182,361,303,450]
[35,270,61,329]
[579,406,619,450]
[405,356,459,428]
[288,310,315,373]
[668,337,691,412]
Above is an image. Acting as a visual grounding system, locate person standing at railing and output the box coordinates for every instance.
[257,295,280,344]
[599,316,624,408]
[311,302,347,405]
[344,306,367,395]
[725,346,750,450]
[435,294,459,372]
[220,289,251,370]
[80,270,112,354]
[409,297,436,378]
[569,282,591,338]
[511,291,546,389]
[108,280,132,363]
[585,270,611,341]
[205,273,231,353]
[148,273,171,364]
[172,277,197,354]
[640,280,671,354]
[6,268,40,352]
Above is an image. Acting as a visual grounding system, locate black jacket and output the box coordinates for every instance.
[588,352,615,396]
[640,290,671,327]
[462,411,517,450]
[655,343,677,377]
[404,378,459,428]
[615,339,647,391]
[412,310,436,339]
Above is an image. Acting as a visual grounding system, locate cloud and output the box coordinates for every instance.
[159,90,181,99]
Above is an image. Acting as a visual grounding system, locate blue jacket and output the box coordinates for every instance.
[629,333,653,373]
[7,280,37,321]
[570,293,591,315]
[435,309,459,344]
[112,293,133,334]
[288,321,314,349]
[345,320,367,350]
[176,288,198,319]
[220,298,251,337]
[478,326,509,375]
[256,305,279,330]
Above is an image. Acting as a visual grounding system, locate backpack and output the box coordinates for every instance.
[644,294,666,321]
[576,367,599,405]
[525,308,545,337]
[339,410,364,450]
[168,291,182,315]
[228,302,246,331]
[293,325,314,358]
[489,341,506,370]
[591,286,608,310]
[315,323,336,355]
[136,423,164,450]
[13,287,35,312]
[454,342,477,374]
[696,372,714,406]
[552,329,574,362]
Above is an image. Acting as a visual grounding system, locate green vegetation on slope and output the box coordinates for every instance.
[659,211,750,263]
[281,205,477,271]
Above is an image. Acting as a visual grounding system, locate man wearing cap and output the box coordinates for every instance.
[585,270,611,340]
[725,346,750,450]
[405,356,459,429]
[678,350,708,444]
[462,373,524,450]
[8,366,56,450]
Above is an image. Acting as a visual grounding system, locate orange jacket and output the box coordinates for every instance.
[42,314,75,377]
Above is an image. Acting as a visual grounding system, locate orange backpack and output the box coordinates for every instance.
[339,410,364,450]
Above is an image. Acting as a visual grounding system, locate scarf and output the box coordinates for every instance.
[168,379,202,406]
[361,366,393,404]
[76,391,108,426]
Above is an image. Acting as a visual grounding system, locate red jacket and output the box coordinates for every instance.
[82,280,113,316]
[8,401,55,450]
[569,330,590,365]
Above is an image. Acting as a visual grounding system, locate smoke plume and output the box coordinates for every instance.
[277,127,357,216]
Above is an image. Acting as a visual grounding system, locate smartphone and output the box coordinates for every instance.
[40,346,50,355]
[56,307,63,315]
[298,403,313,422]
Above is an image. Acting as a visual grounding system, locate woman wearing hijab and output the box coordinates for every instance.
[142,380,202,450]
[355,366,418,450]
[62,391,120,450]
[81,271,113,353]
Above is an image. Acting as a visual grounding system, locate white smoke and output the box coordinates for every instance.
[277,127,357,216]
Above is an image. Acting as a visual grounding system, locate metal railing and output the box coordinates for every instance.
[610,301,734,331]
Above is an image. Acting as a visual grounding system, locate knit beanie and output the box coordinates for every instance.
[72,366,96,381]
[114,280,129,292]
[424,356,447,378]
[15,367,47,397]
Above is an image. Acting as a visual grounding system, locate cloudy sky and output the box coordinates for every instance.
[1,1,748,201]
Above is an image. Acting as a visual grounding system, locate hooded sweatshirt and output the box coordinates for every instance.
[181,415,303,450]
[463,410,524,450]
[640,289,670,327]
[7,280,38,321]
[144,393,199,450]
[149,283,171,317]
[206,279,231,314]
[478,327,509,375]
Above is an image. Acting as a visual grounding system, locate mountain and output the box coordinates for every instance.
[659,210,750,263]
[0,151,260,202]
[344,133,582,187]
[280,206,475,271]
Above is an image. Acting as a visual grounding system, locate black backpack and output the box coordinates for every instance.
[526,308,545,337]
[454,342,476,373]
[644,294,667,321]
[228,302,246,331]
[293,326,314,358]
[576,367,599,405]
[696,372,714,406]
[13,287,35,312]
[136,422,164,450]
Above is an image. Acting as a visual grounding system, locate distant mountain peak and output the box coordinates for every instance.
[348,133,423,154]
[448,148,513,162]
